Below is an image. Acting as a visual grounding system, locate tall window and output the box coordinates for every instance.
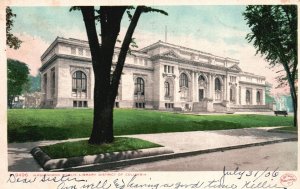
[43,73,47,94]
[164,82,170,97]
[230,88,233,101]
[134,77,144,95]
[215,78,221,91]
[215,78,222,100]
[246,90,251,104]
[256,91,261,104]
[180,73,189,100]
[179,73,188,87]
[72,71,87,92]
[51,68,55,97]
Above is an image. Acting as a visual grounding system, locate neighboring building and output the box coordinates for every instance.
[39,37,270,112]
[12,95,25,108]
[274,95,294,112]
[12,92,43,108]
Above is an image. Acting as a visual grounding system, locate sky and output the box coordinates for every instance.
[6,6,290,95]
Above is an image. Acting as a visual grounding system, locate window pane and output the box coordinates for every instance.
[180,73,188,87]
[215,78,221,91]
[165,82,169,96]
[72,71,87,92]
[72,78,76,90]
[82,78,86,90]
[135,77,145,95]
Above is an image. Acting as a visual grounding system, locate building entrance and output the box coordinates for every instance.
[199,89,204,101]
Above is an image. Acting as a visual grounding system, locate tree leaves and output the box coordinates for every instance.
[69,6,81,12]
[7,59,30,108]
[243,5,298,127]
[243,5,297,83]
[6,7,22,49]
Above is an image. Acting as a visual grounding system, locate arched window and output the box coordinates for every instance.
[215,78,221,91]
[179,73,188,87]
[246,90,251,104]
[134,77,144,95]
[198,75,205,82]
[256,91,261,104]
[72,71,87,92]
[164,81,170,97]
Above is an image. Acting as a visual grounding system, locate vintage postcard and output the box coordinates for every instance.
[1,0,299,189]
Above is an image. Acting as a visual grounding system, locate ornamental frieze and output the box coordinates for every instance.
[162,73,176,79]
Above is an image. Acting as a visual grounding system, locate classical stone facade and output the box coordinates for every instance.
[40,37,269,112]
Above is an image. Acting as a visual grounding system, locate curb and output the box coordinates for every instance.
[54,137,298,172]
[267,129,298,134]
[31,147,174,171]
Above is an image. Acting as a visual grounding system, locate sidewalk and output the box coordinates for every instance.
[8,127,297,172]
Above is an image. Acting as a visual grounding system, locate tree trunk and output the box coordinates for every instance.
[89,76,114,144]
[8,96,14,109]
[281,58,297,127]
[289,83,297,127]
[80,6,149,144]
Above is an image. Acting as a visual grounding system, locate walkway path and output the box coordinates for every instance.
[8,127,297,171]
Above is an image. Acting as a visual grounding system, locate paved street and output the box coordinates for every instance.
[112,141,298,171]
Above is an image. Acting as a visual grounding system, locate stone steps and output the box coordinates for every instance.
[213,103,227,113]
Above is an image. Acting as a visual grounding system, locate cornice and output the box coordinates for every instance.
[239,81,266,87]
[151,55,238,73]
[123,64,154,71]
[241,72,266,79]
[39,54,92,72]
[41,37,90,61]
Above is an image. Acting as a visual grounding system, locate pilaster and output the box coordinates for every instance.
[192,72,195,102]
[211,74,215,102]
[208,74,212,99]
[194,72,199,102]
[262,89,265,105]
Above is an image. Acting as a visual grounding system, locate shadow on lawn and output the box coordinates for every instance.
[8,126,71,143]
[191,120,242,129]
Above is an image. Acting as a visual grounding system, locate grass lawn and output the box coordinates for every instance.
[8,109,294,143]
[40,137,162,159]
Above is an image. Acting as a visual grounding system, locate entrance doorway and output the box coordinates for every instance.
[199,89,204,101]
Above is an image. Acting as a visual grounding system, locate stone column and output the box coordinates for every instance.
[250,89,255,105]
[252,89,258,105]
[208,74,211,99]
[195,72,199,101]
[211,74,215,102]
[174,67,180,103]
[236,83,239,105]
[47,70,51,100]
[262,89,265,105]
[224,75,227,101]
[226,75,230,101]
[191,72,195,102]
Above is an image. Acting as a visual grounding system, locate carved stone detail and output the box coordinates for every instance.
[70,66,90,75]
